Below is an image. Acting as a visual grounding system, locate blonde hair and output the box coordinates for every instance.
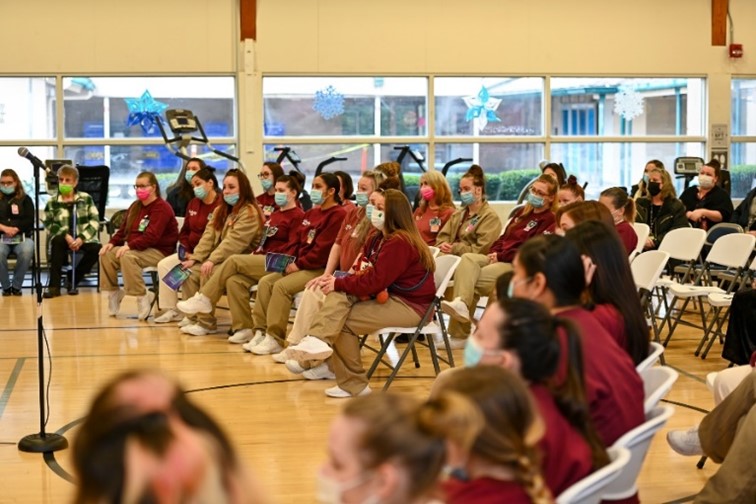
[417,171,455,213]
[383,189,435,272]
[521,174,558,218]
[648,168,678,199]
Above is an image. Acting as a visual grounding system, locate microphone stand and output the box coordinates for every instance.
[18,162,68,453]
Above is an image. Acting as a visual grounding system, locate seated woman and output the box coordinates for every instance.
[441,174,557,344]
[176,173,307,340]
[42,164,102,297]
[256,161,285,220]
[599,187,639,255]
[439,366,559,503]
[100,171,179,320]
[413,170,455,245]
[557,175,585,207]
[565,220,650,366]
[178,170,264,336]
[320,391,481,504]
[630,159,664,200]
[555,200,614,236]
[435,164,502,256]
[335,170,356,209]
[154,168,221,324]
[679,160,734,230]
[166,157,206,217]
[287,189,436,398]
[0,168,34,296]
[635,167,688,250]
[511,235,645,448]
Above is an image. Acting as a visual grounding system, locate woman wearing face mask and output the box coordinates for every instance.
[631,159,664,200]
[287,189,436,397]
[256,161,285,220]
[413,171,455,245]
[318,390,482,504]
[635,167,688,250]
[0,168,34,296]
[177,174,307,341]
[436,165,502,257]
[442,174,557,347]
[42,164,102,298]
[557,175,585,207]
[270,171,391,365]
[510,235,645,451]
[679,161,734,230]
[166,157,206,217]
[171,169,264,335]
[154,168,221,324]
[100,171,179,320]
[599,187,638,255]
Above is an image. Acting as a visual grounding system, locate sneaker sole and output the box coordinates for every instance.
[288,345,333,362]
[440,302,470,324]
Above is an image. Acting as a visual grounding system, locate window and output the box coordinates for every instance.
[731,79,756,198]
[0,77,56,141]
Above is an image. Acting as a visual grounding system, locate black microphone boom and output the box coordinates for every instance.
[17,147,46,170]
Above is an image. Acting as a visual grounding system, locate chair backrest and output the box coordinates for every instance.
[640,366,678,413]
[604,405,675,500]
[428,245,440,258]
[704,232,755,269]
[631,250,670,292]
[705,222,743,246]
[555,446,631,504]
[631,223,650,256]
[433,255,462,298]
[657,227,706,262]
[75,165,110,221]
[635,341,665,373]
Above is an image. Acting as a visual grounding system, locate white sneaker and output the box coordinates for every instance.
[154,309,183,324]
[325,385,371,398]
[272,347,294,364]
[303,363,335,380]
[288,335,333,362]
[250,334,283,355]
[180,324,216,337]
[107,289,125,316]
[666,427,703,456]
[447,337,468,350]
[137,291,156,321]
[440,297,470,323]
[176,292,213,315]
[285,359,305,374]
[177,317,192,328]
[228,328,254,344]
[242,331,265,352]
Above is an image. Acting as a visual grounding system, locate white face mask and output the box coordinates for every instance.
[698,174,715,189]
[371,209,385,231]
[316,470,378,504]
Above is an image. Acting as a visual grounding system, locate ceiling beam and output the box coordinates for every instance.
[240,0,256,40]
[712,0,728,46]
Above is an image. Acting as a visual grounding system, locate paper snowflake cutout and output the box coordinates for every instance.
[613,87,644,121]
[124,90,169,134]
[313,85,345,120]
[463,86,502,132]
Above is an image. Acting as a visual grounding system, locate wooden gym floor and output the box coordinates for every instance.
[0,289,728,503]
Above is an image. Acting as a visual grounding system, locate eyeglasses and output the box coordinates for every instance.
[257,172,272,179]
[530,188,549,198]
[133,184,152,190]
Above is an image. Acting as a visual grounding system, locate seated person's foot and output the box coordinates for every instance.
[2,288,12,296]
[176,292,213,314]
[43,287,61,298]
[440,297,470,323]
[666,427,703,456]
[10,287,22,296]
[288,336,334,362]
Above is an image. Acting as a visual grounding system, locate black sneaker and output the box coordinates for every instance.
[2,289,11,296]
[43,288,61,299]
[10,287,22,296]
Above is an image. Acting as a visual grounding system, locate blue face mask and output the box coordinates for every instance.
[185,170,197,183]
[355,192,369,207]
[224,193,240,206]
[642,174,650,185]
[460,191,475,207]
[193,185,208,199]
[366,203,374,220]
[310,189,323,205]
[0,185,15,196]
[261,178,273,191]
[274,192,288,207]
[526,191,545,208]
[463,337,485,368]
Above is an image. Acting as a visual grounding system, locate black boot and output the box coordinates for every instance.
[43,287,61,298]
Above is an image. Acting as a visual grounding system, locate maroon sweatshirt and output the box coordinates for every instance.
[335,205,369,271]
[179,195,221,252]
[256,192,277,220]
[256,206,305,255]
[491,208,555,263]
[110,198,178,257]
[293,204,346,270]
[616,220,638,255]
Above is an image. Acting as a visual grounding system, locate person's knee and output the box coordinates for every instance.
[17,242,34,261]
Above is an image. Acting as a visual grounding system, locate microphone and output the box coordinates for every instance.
[17,147,46,170]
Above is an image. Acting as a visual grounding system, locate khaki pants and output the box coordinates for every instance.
[448,253,511,339]
[100,247,165,296]
[696,371,756,503]
[251,269,323,341]
[288,286,326,345]
[194,254,269,331]
[308,292,421,395]
[157,253,181,310]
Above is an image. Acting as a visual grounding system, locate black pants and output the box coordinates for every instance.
[48,234,101,288]
[722,287,756,365]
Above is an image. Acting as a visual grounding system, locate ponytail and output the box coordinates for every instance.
[463,164,486,200]
[514,451,553,504]
[600,187,636,222]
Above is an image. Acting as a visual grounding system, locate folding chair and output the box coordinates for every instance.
[635,341,665,373]
[640,366,678,414]
[631,250,670,358]
[603,405,675,501]
[428,245,440,258]
[72,165,110,291]
[555,446,631,504]
[663,233,755,347]
[629,222,649,261]
[364,254,461,391]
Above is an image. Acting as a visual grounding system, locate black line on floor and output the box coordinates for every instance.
[661,399,710,415]
[44,451,75,483]
[0,358,26,420]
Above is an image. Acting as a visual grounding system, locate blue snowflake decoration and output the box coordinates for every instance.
[124,90,169,134]
[313,85,345,120]
[463,86,502,132]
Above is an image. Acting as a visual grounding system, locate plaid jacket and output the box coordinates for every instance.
[43,191,100,243]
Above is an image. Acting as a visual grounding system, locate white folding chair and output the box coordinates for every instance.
[629,222,650,261]
[555,447,631,504]
[640,366,678,414]
[429,245,440,258]
[635,341,665,373]
[631,250,670,356]
[603,405,675,501]
[364,255,462,391]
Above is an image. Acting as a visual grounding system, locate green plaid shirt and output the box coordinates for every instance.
[43,191,100,243]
